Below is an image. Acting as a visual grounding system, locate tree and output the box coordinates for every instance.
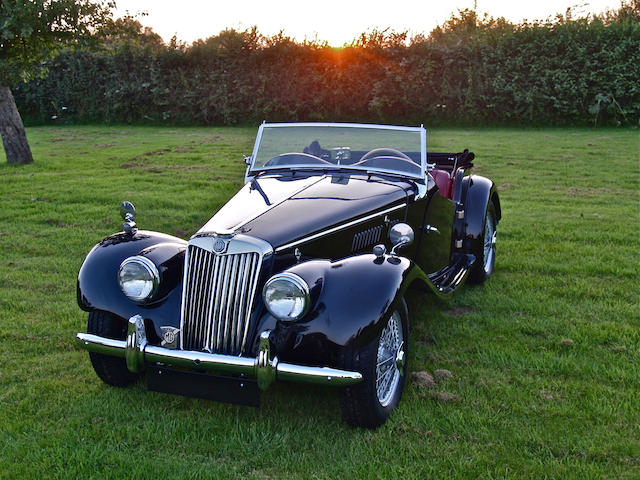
[100,13,164,49]
[0,0,114,164]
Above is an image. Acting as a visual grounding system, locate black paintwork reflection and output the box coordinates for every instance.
[77,230,187,339]
[201,173,412,249]
[251,254,427,367]
[460,176,501,254]
[419,192,454,274]
[137,242,186,299]
[199,174,323,233]
[78,164,500,369]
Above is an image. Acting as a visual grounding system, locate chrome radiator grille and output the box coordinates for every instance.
[180,242,263,355]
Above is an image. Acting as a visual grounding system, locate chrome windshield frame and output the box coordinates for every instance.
[246,122,427,182]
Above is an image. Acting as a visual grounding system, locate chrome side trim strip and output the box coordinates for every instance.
[275,203,406,253]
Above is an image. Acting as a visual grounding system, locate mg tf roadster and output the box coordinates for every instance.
[76,123,500,428]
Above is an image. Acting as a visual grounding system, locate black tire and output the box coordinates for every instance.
[469,201,497,284]
[338,299,409,429]
[87,310,140,387]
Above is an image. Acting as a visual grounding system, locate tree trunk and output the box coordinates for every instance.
[0,86,34,164]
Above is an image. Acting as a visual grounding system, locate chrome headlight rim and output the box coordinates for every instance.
[118,255,160,304]
[262,272,310,322]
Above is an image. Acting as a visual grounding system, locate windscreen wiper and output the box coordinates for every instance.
[250,176,271,205]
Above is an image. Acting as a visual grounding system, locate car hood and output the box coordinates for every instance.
[197,173,414,248]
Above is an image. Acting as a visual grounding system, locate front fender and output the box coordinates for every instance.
[258,253,427,367]
[77,230,187,333]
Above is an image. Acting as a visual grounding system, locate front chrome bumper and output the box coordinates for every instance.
[76,315,362,390]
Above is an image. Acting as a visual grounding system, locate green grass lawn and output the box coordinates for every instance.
[1,126,638,479]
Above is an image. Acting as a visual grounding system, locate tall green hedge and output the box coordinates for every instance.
[13,9,640,126]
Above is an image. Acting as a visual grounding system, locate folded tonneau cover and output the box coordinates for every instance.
[428,149,475,171]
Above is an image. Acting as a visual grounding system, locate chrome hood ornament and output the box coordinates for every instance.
[120,201,137,236]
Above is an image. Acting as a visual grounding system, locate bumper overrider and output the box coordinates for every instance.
[76,315,362,390]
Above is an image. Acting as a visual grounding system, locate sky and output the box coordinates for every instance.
[114,0,621,46]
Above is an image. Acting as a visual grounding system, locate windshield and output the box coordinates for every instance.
[249,123,425,179]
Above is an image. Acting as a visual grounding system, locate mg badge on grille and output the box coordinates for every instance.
[213,238,227,254]
[160,326,180,349]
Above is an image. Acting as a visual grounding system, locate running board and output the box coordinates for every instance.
[427,254,475,295]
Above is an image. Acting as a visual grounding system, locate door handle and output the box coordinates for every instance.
[424,225,440,234]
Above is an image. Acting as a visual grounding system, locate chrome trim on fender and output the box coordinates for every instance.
[275,203,406,253]
[76,327,362,389]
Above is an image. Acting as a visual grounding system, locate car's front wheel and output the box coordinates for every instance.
[87,310,140,387]
[338,300,408,428]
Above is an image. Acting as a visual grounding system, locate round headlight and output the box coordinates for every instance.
[262,273,310,321]
[118,256,159,303]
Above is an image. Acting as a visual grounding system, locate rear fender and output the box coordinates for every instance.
[460,175,501,256]
[77,230,187,332]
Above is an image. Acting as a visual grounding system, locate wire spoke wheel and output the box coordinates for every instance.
[375,311,403,407]
[483,210,496,274]
[339,299,409,428]
[470,201,497,284]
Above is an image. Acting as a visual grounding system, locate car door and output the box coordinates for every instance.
[412,182,454,275]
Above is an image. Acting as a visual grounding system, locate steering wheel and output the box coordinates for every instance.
[358,148,412,163]
[264,152,333,167]
[352,155,422,174]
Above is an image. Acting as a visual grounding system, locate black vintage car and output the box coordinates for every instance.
[76,123,500,428]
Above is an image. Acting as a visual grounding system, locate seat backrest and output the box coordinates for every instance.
[430,168,452,199]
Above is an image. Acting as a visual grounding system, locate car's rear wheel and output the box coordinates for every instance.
[469,201,497,284]
[87,310,140,386]
[338,299,408,428]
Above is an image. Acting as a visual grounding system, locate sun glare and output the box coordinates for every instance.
[115,0,620,46]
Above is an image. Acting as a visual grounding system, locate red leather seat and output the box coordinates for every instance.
[430,169,452,199]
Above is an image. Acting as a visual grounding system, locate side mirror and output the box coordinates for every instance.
[389,223,414,255]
